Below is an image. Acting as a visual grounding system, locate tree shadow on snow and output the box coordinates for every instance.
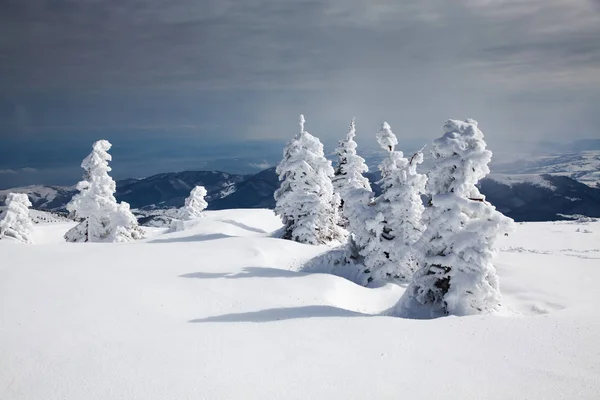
[180,267,306,280]
[189,305,372,323]
[149,233,235,244]
[220,219,267,234]
[179,271,232,279]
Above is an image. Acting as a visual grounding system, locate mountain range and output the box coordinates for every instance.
[1,166,599,223]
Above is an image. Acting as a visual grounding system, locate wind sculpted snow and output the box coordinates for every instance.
[0,209,599,399]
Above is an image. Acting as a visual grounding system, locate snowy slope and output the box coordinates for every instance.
[479,174,600,221]
[487,173,557,190]
[0,210,599,399]
[0,185,77,211]
[493,150,600,188]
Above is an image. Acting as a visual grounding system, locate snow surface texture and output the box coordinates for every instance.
[65,140,144,243]
[0,209,599,399]
[0,192,33,243]
[274,115,344,244]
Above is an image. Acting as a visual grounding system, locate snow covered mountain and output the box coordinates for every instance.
[2,168,599,222]
[492,150,600,188]
[115,170,245,209]
[480,174,600,221]
[1,209,599,399]
[0,185,77,211]
[0,171,247,212]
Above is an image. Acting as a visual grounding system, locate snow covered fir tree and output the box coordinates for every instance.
[361,122,427,285]
[332,118,372,228]
[65,140,145,243]
[0,193,34,243]
[397,119,515,317]
[180,186,208,220]
[274,115,344,245]
[343,122,427,286]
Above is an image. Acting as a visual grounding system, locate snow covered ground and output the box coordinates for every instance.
[1,209,599,399]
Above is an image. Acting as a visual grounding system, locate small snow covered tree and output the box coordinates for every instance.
[358,122,427,285]
[180,186,208,220]
[332,118,372,227]
[401,119,514,317]
[111,202,145,243]
[0,193,34,243]
[65,140,144,243]
[274,115,344,245]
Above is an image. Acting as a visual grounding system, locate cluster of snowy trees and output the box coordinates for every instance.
[275,115,514,317]
[1,140,209,244]
[2,117,511,316]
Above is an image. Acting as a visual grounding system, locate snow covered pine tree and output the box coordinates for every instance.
[359,122,427,285]
[180,186,208,220]
[0,193,34,243]
[65,140,144,243]
[399,119,514,317]
[332,118,372,228]
[274,115,344,245]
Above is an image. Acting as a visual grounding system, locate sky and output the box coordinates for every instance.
[1,0,599,188]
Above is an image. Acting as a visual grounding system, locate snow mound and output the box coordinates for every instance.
[1,209,599,399]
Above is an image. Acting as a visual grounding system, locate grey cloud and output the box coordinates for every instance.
[0,0,598,148]
[2,0,597,92]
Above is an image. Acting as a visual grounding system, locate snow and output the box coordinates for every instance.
[179,185,208,220]
[0,193,34,243]
[488,173,557,190]
[0,185,59,202]
[492,150,600,188]
[28,209,72,224]
[1,209,599,399]
[218,183,237,198]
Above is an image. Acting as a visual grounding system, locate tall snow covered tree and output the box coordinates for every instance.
[332,118,372,227]
[0,193,34,243]
[400,119,514,317]
[65,140,144,243]
[357,122,427,285]
[274,115,344,245]
[180,186,208,220]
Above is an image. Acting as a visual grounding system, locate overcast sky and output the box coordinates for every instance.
[1,0,599,187]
